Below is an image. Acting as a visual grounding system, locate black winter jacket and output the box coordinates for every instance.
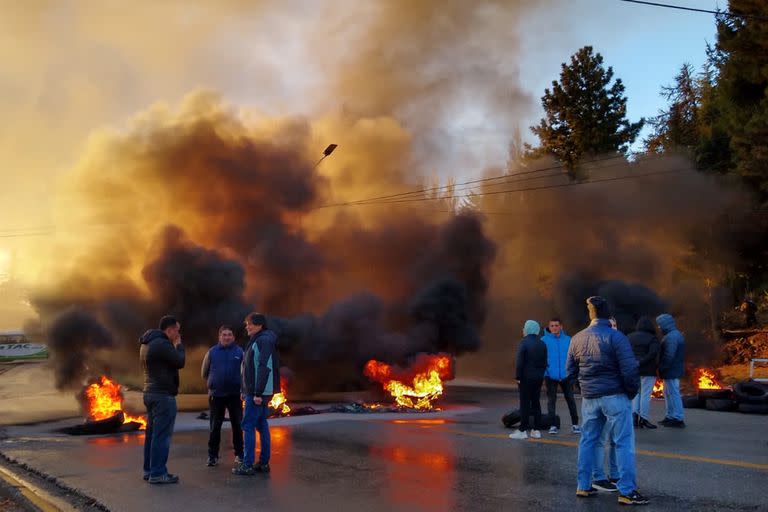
[516,334,548,381]
[627,317,660,377]
[140,329,185,396]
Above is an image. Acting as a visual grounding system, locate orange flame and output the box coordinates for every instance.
[651,379,664,398]
[696,368,724,390]
[268,377,291,414]
[84,375,146,429]
[364,354,454,410]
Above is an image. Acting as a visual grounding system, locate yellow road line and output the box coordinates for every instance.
[0,463,77,512]
[402,424,768,471]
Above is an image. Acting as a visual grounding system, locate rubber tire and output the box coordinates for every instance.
[737,402,768,415]
[682,395,705,409]
[733,381,768,405]
[705,398,737,412]
[698,388,733,400]
[502,410,521,428]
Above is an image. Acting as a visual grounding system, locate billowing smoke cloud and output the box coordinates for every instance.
[29,93,496,390]
[460,153,749,379]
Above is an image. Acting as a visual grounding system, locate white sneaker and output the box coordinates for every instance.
[509,430,528,440]
[572,425,581,434]
[549,426,559,435]
[530,430,542,439]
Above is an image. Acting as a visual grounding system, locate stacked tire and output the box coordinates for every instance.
[733,381,768,415]
[683,380,768,414]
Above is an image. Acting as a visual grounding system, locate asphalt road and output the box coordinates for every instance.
[1,387,766,512]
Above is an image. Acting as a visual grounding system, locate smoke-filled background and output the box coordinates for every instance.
[0,1,750,391]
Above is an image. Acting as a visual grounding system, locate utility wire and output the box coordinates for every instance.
[314,154,629,209]
[619,0,768,22]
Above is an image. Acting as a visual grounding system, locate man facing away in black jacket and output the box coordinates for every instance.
[140,315,185,484]
[628,317,660,429]
[509,320,548,440]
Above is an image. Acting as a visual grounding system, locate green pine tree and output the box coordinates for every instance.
[527,46,644,179]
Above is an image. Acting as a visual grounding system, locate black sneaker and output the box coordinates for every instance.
[148,473,180,484]
[663,419,686,428]
[618,490,649,505]
[253,463,271,474]
[576,487,598,498]
[231,463,255,476]
[638,418,657,429]
[593,479,618,492]
[659,417,674,425]
[206,456,218,467]
[142,473,149,481]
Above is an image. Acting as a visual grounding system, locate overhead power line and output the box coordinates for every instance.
[314,154,630,210]
[619,0,768,21]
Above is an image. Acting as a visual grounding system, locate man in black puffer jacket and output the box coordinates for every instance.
[628,317,660,429]
[140,315,185,484]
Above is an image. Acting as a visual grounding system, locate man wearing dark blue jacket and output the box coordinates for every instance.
[542,318,580,434]
[657,314,686,428]
[567,297,647,506]
[140,315,185,485]
[233,313,281,476]
[201,325,244,467]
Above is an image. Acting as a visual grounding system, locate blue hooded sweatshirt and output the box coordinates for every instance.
[542,328,571,381]
[656,314,685,379]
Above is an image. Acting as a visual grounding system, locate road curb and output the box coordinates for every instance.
[0,452,108,512]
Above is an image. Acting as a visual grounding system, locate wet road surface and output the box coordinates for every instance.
[1,387,766,512]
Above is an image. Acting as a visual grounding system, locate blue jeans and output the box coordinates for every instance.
[632,376,656,421]
[143,393,177,478]
[578,394,637,495]
[242,399,270,466]
[592,424,618,481]
[663,378,684,421]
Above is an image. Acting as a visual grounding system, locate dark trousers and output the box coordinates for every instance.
[546,378,579,425]
[519,378,544,431]
[208,394,244,458]
[143,393,177,478]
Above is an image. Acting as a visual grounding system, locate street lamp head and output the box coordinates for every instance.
[323,144,338,157]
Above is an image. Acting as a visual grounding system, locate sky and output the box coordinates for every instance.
[0,0,720,318]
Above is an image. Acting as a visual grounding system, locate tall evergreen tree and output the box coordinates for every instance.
[705,1,768,195]
[528,46,644,178]
[644,63,702,154]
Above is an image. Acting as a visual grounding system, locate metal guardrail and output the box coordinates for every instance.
[749,358,768,382]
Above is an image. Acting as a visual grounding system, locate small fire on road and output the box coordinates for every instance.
[84,375,147,429]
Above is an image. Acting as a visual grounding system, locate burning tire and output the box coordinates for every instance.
[704,398,737,412]
[737,402,768,415]
[697,388,733,401]
[60,412,126,435]
[733,381,768,405]
[682,395,705,409]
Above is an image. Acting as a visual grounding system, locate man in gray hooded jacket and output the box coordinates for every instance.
[656,314,685,428]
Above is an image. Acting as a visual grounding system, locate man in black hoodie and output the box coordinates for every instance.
[628,317,660,429]
[140,315,185,484]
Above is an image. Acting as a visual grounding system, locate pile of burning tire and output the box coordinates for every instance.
[682,380,768,414]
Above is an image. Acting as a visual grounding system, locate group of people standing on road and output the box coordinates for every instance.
[139,312,281,485]
[512,296,687,506]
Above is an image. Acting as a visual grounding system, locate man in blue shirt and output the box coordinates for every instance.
[201,325,244,467]
[542,317,580,434]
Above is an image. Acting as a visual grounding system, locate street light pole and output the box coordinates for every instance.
[313,144,338,169]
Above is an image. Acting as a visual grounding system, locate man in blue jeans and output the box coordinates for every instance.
[567,297,648,506]
[140,315,185,484]
[657,314,686,428]
[233,313,281,476]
